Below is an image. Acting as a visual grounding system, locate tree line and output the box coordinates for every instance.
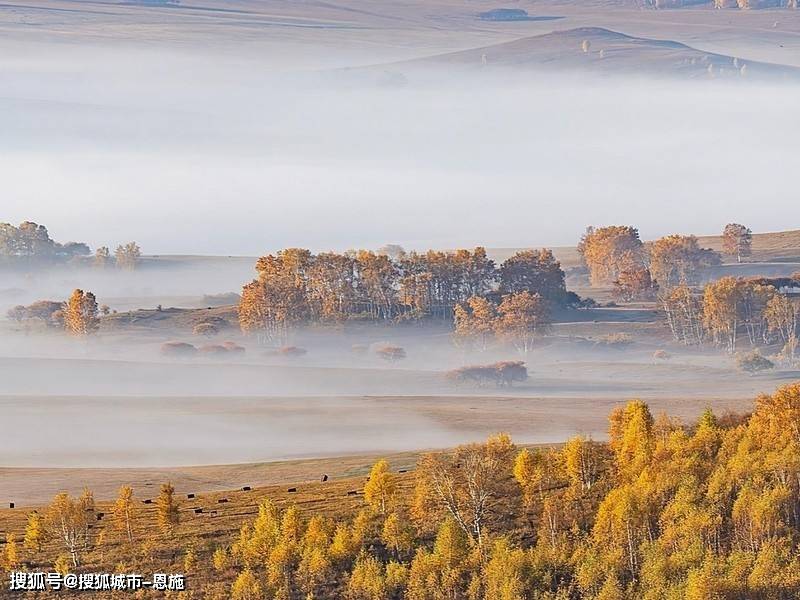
[0,221,141,269]
[238,248,572,347]
[662,276,800,361]
[6,384,799,599]
[578,223,752,298]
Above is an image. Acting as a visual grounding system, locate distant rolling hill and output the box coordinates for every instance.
[364,27,800,81]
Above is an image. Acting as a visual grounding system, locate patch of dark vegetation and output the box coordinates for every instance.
[447,360,528,387]
[160,341,198,358]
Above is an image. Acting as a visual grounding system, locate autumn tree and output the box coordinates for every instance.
[156,482,179,533]
[347,553,387,600]
[580,225,645,286]
[649,234,719,289]
[703,277,743,352]
[113,485,136,542]
[24,511,47,554]
[513,447,561,509]
[4,534,19,570]
[94,246,112,269]
[239,249,311,345]
[64,289,99,336]
[307,252,357,322]
[722,223,752,263]
[453,296,497,352]
[45,492,92,567]
[499,248,566,305]
[660,284,704,345]
[765,294,799,363]
[612,266,656,302]
[483,537,532,600]
[364,459,396,515]
[114,241,141,270]
[381,512,414,559]
[413,434,516,554]
[562,435,605,492]
[495,291,550,356]
[355,250,399,320]
[231,568,262,600]
[608,400,654,482]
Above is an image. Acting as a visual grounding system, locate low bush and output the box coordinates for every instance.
[447,361,528,387]
[279,346,307,357]
[160,342,198,357]
[375,345,406,362]
[736,350,774,375]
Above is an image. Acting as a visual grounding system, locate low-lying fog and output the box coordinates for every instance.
[1,44,799,255]
[0,317,783,467]
[2,38,797,470]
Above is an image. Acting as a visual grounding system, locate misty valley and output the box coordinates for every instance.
[2,0,800,597]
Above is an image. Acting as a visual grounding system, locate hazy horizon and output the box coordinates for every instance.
[3,38,799,255]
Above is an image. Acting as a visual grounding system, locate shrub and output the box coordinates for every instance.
[193,322,219,337]
[494,361,528,386]
[197,342,245,358]
[222,341,246,355]
[447,361,528,387]
[7,300,64,327]
[6,305,26,322]
[735,351,774,375]
[160,342,198,357]
[375,345,406,362]
[653,349,671,361]
[279,346,307,357]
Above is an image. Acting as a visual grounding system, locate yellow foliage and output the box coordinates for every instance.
[363,459,396,515]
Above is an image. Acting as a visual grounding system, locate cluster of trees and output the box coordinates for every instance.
[0,221,141,270]
[9,483,180,572]
[6,384,799,598]
[239,247,570,346]
[578,226,720,300]
[578,223,753,301]
[7,289,105,334]
[453,293,551,356]
[219,383,800,599]
[662,276,800,361]
[0,222,89,265]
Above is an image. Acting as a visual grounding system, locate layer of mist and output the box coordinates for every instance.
[2,42,799,255]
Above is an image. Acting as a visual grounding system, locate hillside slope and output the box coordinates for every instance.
[374,27,800,80]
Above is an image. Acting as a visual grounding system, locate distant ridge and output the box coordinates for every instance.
[366,27,800,81]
